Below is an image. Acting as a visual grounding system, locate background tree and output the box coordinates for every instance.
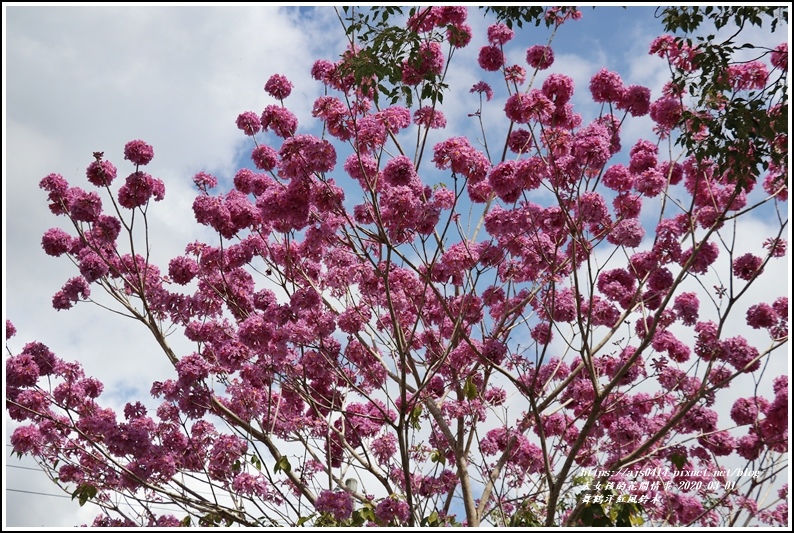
[654,6,788,194]
[6,5,788,527]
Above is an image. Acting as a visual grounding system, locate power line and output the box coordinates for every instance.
[6,444,275,520]
[6,464,48,472]
[6,487,70,499]
[6,455,245,499]
[6,487,191,516]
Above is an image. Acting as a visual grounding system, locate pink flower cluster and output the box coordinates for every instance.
[236,111,261,136]
[118,171,165,209]
[470,81,493,101]
[407,6,468,32]
[432,136,489,183]
[86,158,117,187]
[526,45,554,69]
[487,23,513,45]
[478,45,505,72]
[413,106,446,129]
[771,42,788,70]
[746,297,788,339]
[727,61,768,91]
[544,6,582,26]
[733,253,763,281]
[264,73,293,100]
[649,96,683,133]
[504,90,554,124]
[402,41,445,85]
[123,140,154,166]
[649,34,696,71]
[589,68,624,103]
[261,105,298,138]
[314,490,353,521]
[375,496,410,525]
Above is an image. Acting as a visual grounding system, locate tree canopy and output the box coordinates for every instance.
[6,5,788,528]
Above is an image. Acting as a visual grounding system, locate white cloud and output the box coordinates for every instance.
[4,5,346,527]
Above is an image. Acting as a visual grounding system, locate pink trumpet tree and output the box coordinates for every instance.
[6,6,789,527]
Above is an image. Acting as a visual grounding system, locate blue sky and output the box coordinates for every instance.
[3,4,790,528]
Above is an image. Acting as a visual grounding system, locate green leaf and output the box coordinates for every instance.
[274,456,292,474]
[630,511,645,526]
[199,512,223,526]
[463,376,478,400]
[71,483,98,507]
[409,404,423,429]
[509,501,542,526]
[361,505,376,522]
[421,510,439,526]
[350,509,366,527]
[670,453,687,470]
[580,505,595,526]
[572,475,591,486]
[430,449,446,464]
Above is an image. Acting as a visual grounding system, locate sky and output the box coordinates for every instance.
[2,4,790,528]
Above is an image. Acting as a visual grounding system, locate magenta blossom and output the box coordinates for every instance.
[314,490,353,522]
[478,45,505,71]
[733,253,763,281]
[123,140,154,166]
[542,73,574,104]
[487,23,514,45]
[771,42,788,70]
[402,41,445,84]
[86,159,117,187]
[264,74,293,100]
[375,496,410,525]
[589,68,625,102]
[447,23,473,48]
[236,111,262,135]
[618,85,651,117]
[526,45,554,69]
[470,81,493,101]
[413,106,446,129]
